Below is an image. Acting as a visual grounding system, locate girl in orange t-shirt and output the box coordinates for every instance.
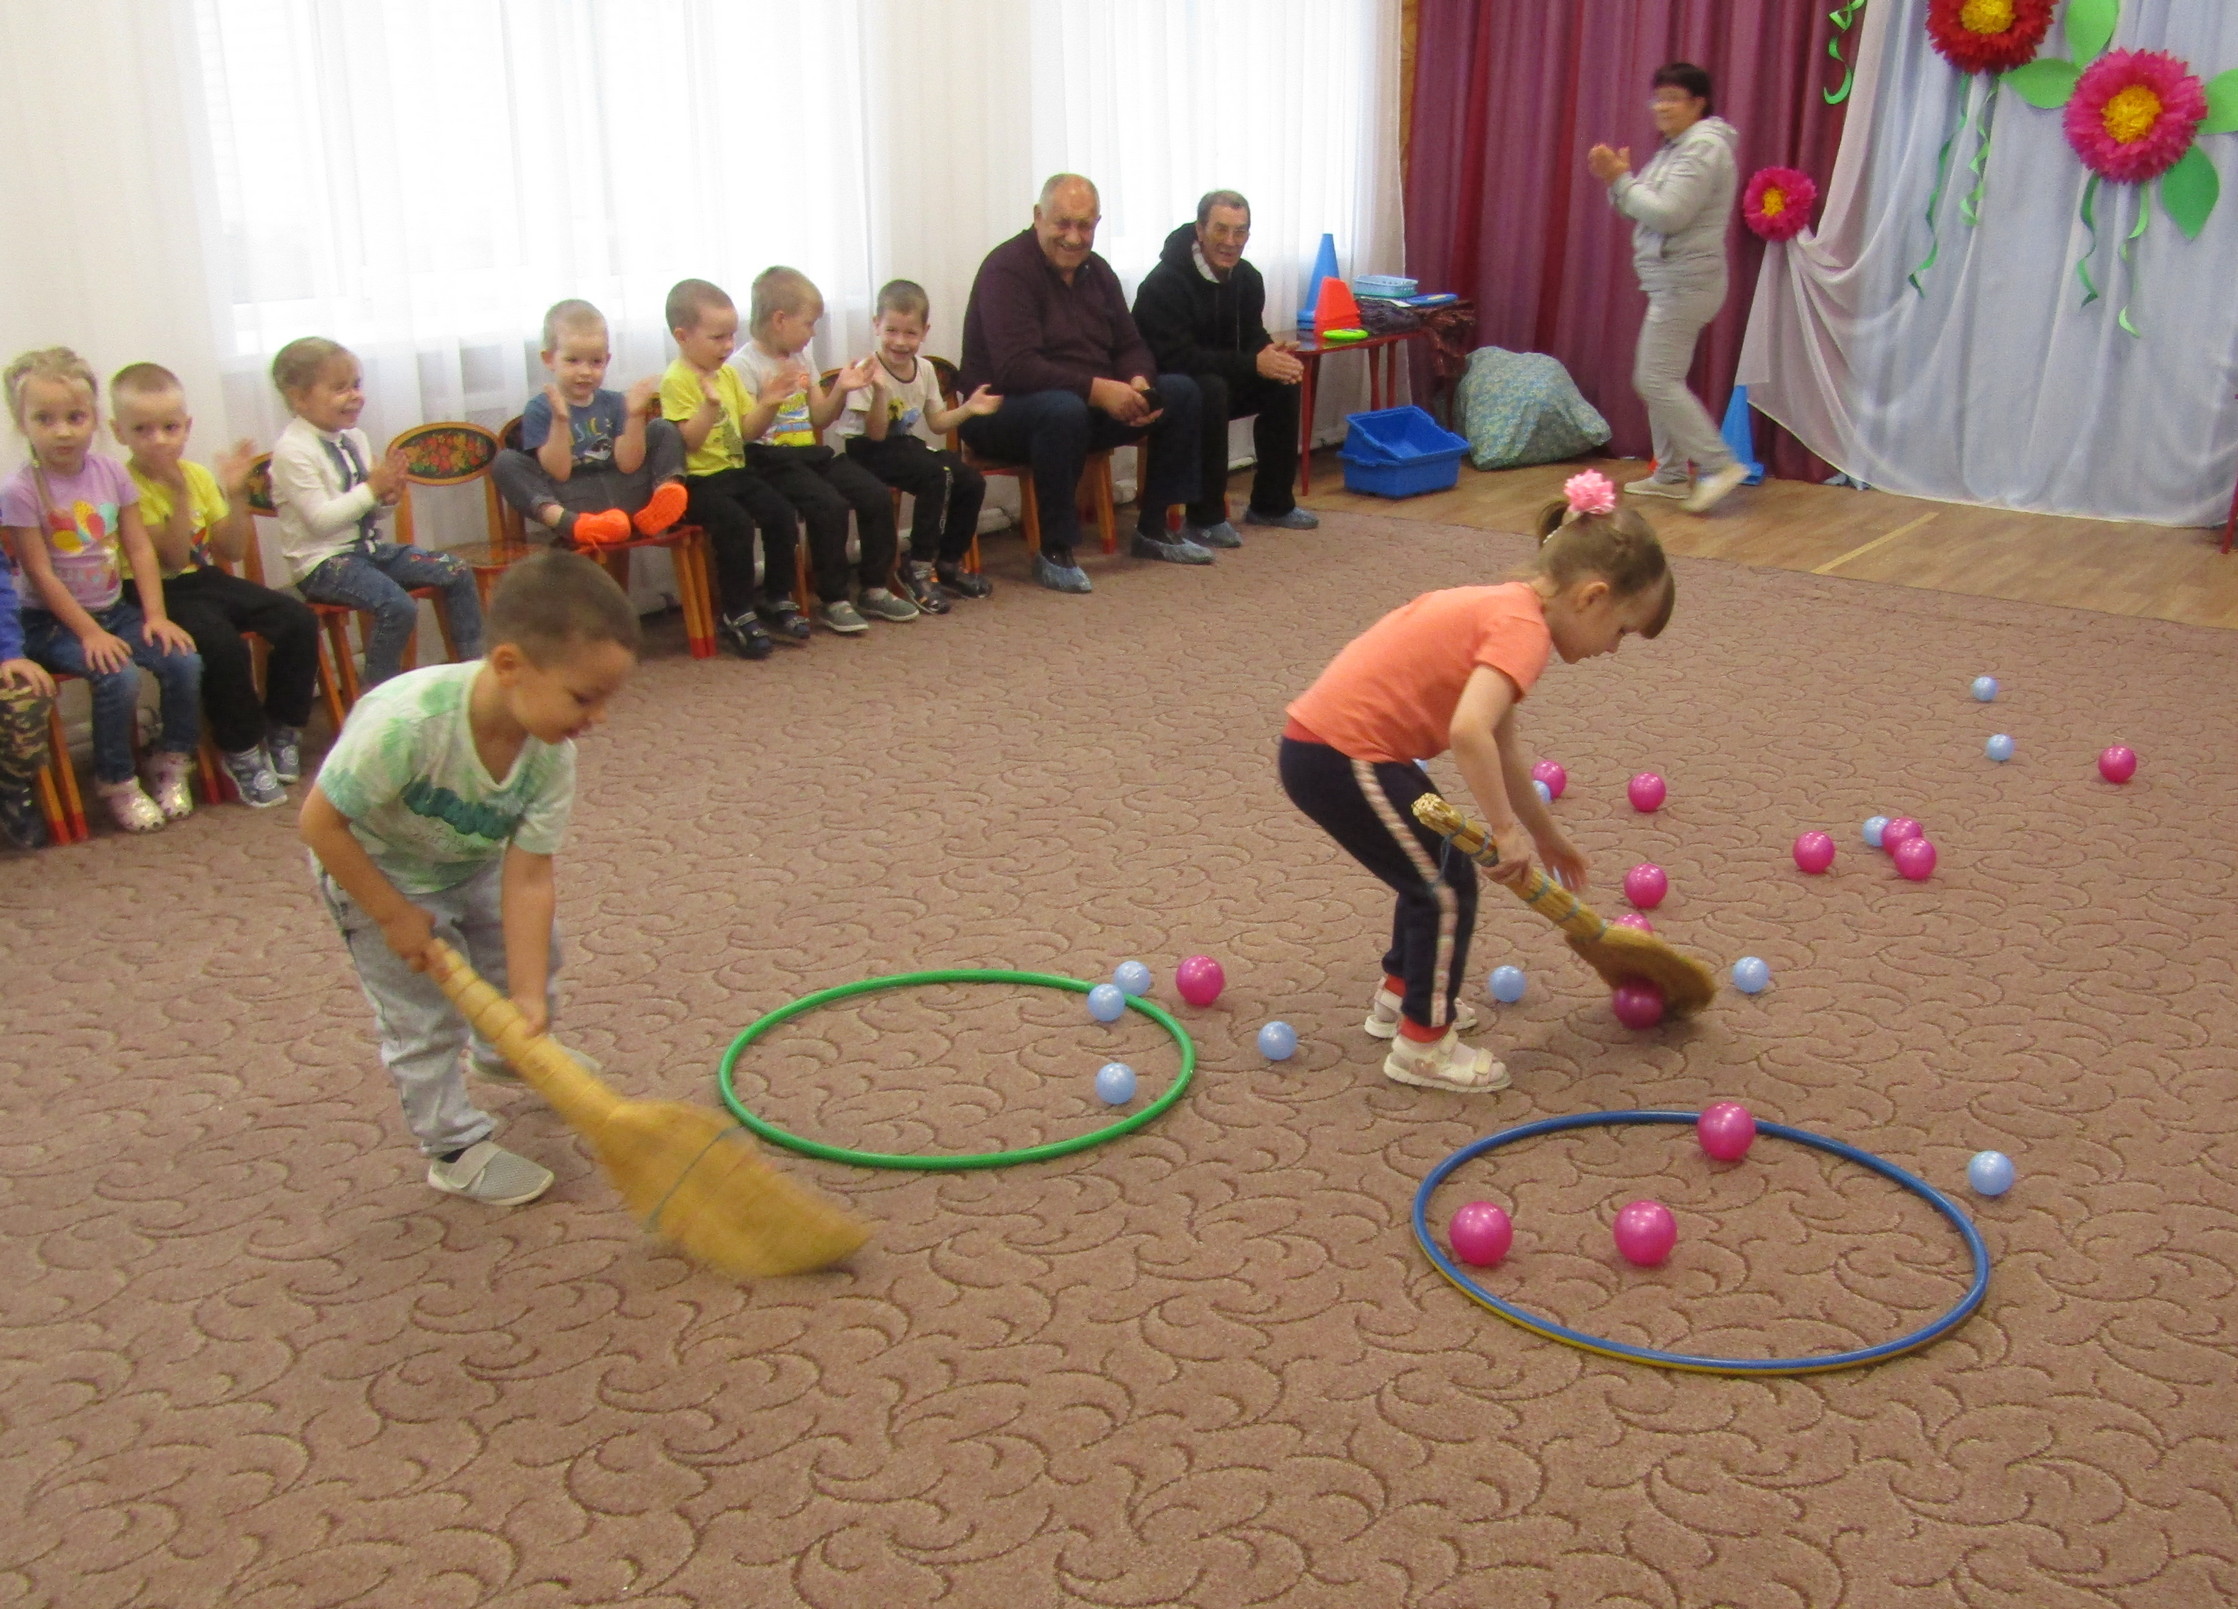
[1279,472,1674,1093]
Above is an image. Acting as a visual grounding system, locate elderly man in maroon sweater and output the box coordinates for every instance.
[958,173,1207,594]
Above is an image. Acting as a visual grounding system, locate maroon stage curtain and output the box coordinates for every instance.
[1405,1,1849,481]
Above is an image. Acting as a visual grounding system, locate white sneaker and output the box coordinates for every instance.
[1383,1029,1509,1093]
[1625,475,1691,499]
[145,753,195,821]
[1684,462,1750,514]
[1364,987,1482,1041]
[427,1139,554,1205]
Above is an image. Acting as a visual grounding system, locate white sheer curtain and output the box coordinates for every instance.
[1739,0,2238,528]
[163,0,1403,520]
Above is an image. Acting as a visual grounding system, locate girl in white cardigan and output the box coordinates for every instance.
[266,338,483,688]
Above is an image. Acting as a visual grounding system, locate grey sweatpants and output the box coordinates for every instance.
[491,416,686,527]
[1633,277,1734,480]
[315,859,563,1157]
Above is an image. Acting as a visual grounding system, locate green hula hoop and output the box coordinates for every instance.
[717,968,1196,1171]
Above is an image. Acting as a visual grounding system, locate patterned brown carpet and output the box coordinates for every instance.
[5,510,2235,1608]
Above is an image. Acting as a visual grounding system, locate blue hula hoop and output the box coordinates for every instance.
[1412,1110,1991,1376]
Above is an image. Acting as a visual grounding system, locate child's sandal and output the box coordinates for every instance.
[1382,1031,1510,1093]
[100,779,167,834]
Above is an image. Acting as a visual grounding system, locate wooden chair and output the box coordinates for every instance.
[242,456,369,731]
[941,356,1115,561]
[387,421,503,643]
[36,699,86,844]
[481,416,718,658]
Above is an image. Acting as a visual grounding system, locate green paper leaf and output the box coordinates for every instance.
[2006,58,2081,109]
[2201,69,2238,136]
[2065,0,2117,65]
[2160,145,2220,241]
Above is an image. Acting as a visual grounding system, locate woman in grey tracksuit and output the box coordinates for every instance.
[1588,62,1744,514]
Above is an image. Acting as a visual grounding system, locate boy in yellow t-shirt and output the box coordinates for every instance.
[110,363,320,805]
[658,278,804,661]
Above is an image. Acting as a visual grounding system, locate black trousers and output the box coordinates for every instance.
[1190,369,1301,525]
[161,566,318,751]
[684,467,800,618]
[843,434,987,564]
[956,376,1203,562]
[1278,735,1478,1035]
[747,445,901,601]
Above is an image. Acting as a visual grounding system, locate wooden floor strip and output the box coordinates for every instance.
[1811,512,1940,575]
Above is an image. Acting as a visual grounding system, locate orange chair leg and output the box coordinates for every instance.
[1093,455,1118,553]
[44,704,86,843]
[323,613,362,711]
[681,537,717,658]
[1018,475,1041,558]
[197,734,235,805]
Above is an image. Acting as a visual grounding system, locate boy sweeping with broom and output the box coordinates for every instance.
[302,550,638,1205]
[1278,470,1676,1094]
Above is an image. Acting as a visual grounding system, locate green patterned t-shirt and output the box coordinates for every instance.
[315,662,575,895]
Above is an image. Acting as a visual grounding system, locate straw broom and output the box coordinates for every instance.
[424,940,871,1278]
[1410,794,1717,1016]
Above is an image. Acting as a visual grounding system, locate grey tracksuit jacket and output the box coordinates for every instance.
[1609,116,1740,297]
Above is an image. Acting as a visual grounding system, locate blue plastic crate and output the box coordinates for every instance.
[1339,405,1468,498]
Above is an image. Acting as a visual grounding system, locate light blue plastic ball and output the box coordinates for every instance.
[1488,965,1527,1004]
[1095,1062,1137,1105]
[1113,960,1153,997]
[1986,734,2015,763]
[1257,1021,1298,1061]
[1972,676,1999,703]
[1087,983,1127,1023]
[1533,779,1554,805]
[1967,1150,2015,1196]
[1732,956,1771,994]
[1863,815,1890,848]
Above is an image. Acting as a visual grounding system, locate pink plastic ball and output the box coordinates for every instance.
[1627,772,1667,813]
[1892,836,1937,881]
[1174,955,1225,1007]
[1613,913,1655,933]
[1622,863,1669,910]
[1880,817,1922,852]
[1613,1199,1678,1267]
[1610,980,1667,1029]
[1448,1201,1514,1268]
[1697,1101,1757,1162]
[1792,831,1836,875]
[2098,745,2138,784]
[1531,760,1567,800]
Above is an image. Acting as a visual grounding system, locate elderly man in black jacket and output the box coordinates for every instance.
[1130,189,1318,546]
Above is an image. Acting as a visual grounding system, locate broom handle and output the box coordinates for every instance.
[1410,795,1610,945]
[423,940,623,1130]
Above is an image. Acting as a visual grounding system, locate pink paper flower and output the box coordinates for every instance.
[1743,167,1819,240]
[1563,470,1617,517]
[2065,49,2209,184]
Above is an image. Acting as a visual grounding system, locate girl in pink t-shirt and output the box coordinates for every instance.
[1280,472,1674,1093]
[1,348,203,834]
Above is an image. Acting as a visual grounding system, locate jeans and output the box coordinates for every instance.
[1633,276,1733,478]
[746,445,900,601]
[490,418,687,534]
[957,375,1202,561]
[21,603,203,785]
[314,859,564,1157]
[299,541,486,690]
[163,566,319,752]
[683,467,800,619]
[1188,369,1302,525]
[843,434,986,565]
[1278,736,1478,1035]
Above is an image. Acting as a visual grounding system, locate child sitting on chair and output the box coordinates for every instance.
[300,550,638,1207]
[732,267,916,634]
[1,347,203,834]
[268,336,485,691]
[837,278,1002,610]
[492,300,688,551]
[110,361,320,807]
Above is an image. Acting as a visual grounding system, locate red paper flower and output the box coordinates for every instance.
[2064,49,2210,183]
[1743,167,1818,240]
[1925,0,2054,75]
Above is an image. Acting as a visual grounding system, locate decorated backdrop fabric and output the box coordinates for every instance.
[1739,0,2238,528]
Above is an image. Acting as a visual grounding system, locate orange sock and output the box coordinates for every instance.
[574,509,631,548]
[1383,973,1407,996]
[635,481,688,536]
[1398,1016,1444,1044]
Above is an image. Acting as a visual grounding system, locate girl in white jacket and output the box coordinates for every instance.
[1588,63,1745,515]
